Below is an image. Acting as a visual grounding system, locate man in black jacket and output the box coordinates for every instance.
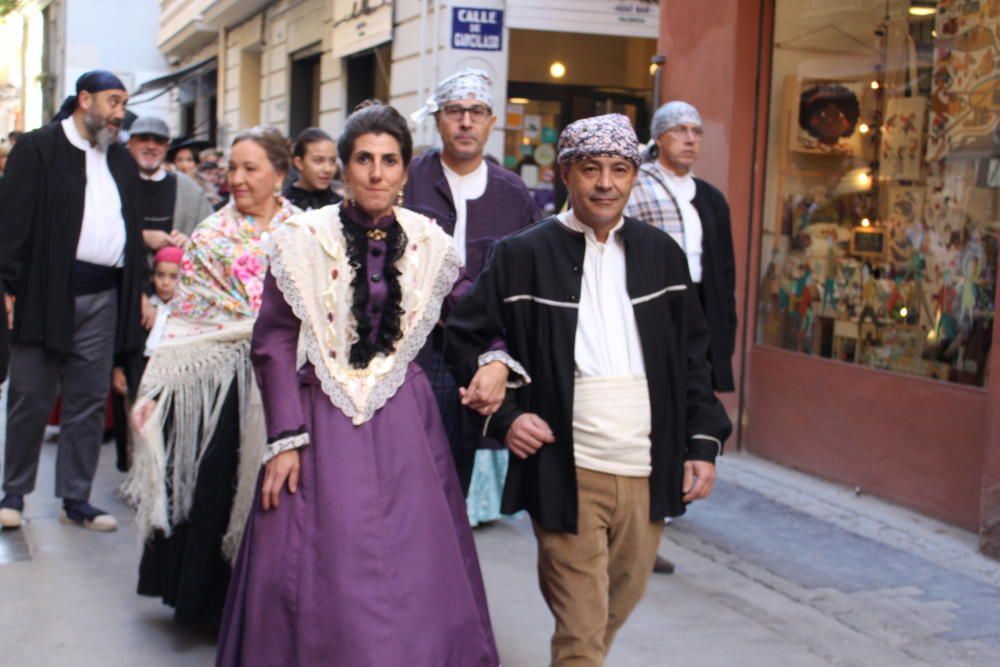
[447,114,731,666]
[0,70,146,532]
[625,100,739,574]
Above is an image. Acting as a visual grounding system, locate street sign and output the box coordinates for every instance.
[451,7,504,51]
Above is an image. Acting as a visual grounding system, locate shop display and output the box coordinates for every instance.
[758,0,997,388]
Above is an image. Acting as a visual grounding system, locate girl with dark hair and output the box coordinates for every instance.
[282,127,344,211]
[216,103,502,666]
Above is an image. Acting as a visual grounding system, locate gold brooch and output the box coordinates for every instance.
[366,229,388,241]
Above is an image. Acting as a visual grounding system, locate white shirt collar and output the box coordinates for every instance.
[139,166,168,181]
[558,209,625,245]
[61,116,101,152]
[655,159,695,184]
[441,156,488,185]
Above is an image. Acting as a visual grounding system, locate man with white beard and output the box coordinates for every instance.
[127,116,213,253]
[0,70,147,532]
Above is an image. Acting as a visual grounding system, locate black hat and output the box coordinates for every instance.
[167,137,213,163]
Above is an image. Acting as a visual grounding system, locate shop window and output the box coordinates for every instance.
[756,0,997,387]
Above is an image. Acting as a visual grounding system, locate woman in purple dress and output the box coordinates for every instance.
[216,104,504,666]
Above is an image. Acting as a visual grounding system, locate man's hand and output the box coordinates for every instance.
[112,367,128,396]
[682,460,716,503]
[168,230,189,247]
[132,398,156,432]
[140,294,156,330]
[460,361,509,415]
[142,230,173,251]
[4,293,13,330]
[505,413,555,460]
[261,449,300,511]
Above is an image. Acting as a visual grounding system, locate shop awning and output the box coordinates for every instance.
[133,57,216,95]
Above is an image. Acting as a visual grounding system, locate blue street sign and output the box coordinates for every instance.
[452,7,504,51]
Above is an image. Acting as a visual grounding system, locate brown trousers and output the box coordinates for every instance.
[533,467,664,667]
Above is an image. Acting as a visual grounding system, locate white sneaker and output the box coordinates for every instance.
[0,506,23,529]
[59,501,118,532]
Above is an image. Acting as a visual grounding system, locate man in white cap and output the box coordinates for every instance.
[625,100,738,574]
[406,68,539,499]
[127,116,213,252]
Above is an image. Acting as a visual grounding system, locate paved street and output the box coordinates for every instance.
[2,434,1000,666]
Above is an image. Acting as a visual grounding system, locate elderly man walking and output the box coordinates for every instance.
[406,68,538,499]
[447,114,732,666]
[0,70,146,531]
[625,101,739,574]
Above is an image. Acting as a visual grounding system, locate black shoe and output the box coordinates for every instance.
[0,494,24,529]
[59,499,118,532]
[653,554,676,575]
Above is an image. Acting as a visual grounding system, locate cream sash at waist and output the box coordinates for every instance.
[572,375,652,478]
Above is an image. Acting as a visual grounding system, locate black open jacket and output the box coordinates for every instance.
[445,216,732,533]
[0,122,146,360]
[692,177,738,392]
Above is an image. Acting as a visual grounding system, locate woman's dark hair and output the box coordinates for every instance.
[293,127,335,159]
[798,83,861,139]
[231,125,291,174]
[337,100,413,169]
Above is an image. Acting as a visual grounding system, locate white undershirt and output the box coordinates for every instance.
[144,294,171,357]
[441,157,488,267]
[62,117,127,267]
[655,161,703,283]
[559,210,651,476]
[558,211,646,378]
[139,166,168,182]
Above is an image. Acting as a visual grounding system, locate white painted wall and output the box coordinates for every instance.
[63,0,171,122]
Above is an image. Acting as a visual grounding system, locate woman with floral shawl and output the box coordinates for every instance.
[125,126,300,626]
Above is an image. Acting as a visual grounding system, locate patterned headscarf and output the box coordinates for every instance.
[411,68,494,124]
[556,114,640,167]
[650,101,703,139]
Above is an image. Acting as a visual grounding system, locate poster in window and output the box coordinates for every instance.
[880,97,926,182]
[789,78,865,156]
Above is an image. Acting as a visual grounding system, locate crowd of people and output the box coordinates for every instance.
[0,66,737,667]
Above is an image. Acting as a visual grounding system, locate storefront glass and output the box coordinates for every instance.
[757,0,998,387]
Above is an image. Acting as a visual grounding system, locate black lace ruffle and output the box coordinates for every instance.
[339,206,407,368]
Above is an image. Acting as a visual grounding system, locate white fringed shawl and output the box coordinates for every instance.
[122,199,297,561]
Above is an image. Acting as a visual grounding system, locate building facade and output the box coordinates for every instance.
[659,0,999,558]
[0,0,170,137]
[154,0,659,213]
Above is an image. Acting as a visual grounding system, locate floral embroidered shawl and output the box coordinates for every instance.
[123,197,299,559]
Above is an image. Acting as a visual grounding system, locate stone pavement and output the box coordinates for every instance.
[1,436,999,666]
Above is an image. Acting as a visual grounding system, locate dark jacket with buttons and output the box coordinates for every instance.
[445,216,732,533]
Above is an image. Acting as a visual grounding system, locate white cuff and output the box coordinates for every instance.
[262,432,310,464]
[690,434,723,458]
[478,350,531,388]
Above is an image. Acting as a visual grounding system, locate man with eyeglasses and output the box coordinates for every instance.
[625,101,737,575]
[407,68,540,498]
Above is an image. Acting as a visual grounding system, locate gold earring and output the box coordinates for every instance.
[396,189,404,206]
[345,188,354,207]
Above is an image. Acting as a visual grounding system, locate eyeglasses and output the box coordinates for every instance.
[441,104,492,123]
[666,125,704,139]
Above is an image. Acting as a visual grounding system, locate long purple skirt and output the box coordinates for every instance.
[216,364,500,666]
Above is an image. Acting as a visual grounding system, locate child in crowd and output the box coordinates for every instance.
[111,246,183,469]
